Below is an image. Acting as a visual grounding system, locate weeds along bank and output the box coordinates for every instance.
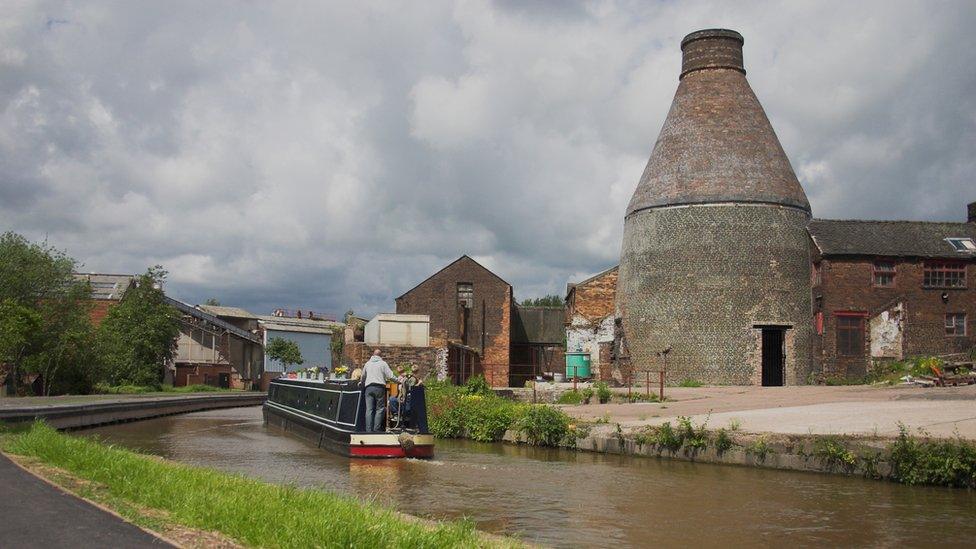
[425,377,579,447]
[0,422,516,548]
[579,416,976,489]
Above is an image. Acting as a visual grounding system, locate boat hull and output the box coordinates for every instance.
[263,378,433,459]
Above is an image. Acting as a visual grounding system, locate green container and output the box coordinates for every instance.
[565,352,591,379]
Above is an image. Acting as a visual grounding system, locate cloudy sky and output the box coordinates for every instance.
[2,1,974,318]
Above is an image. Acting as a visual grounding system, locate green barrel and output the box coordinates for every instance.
[565,352,591,379]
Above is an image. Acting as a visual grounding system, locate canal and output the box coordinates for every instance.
[84,407,976,548]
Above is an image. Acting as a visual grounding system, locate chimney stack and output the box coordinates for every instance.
[968,201,975,223]
[680,29,745,79]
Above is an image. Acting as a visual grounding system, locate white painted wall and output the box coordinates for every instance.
[365,314,430,346]
[566,314,614,366]
[870,303,903,359]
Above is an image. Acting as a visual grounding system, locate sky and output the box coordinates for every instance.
[2,0,975,319]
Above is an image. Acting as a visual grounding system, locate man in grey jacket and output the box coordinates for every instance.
[361,350,395,432]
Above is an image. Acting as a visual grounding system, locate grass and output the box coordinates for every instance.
[1,422,511,548]
[95,383,234,394]
[677,378,702,388]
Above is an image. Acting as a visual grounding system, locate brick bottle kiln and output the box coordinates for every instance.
[616,29,813,385]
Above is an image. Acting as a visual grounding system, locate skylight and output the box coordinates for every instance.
[946,238,976,252]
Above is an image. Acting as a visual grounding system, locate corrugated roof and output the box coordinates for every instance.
[808,219,976,259]
[198,305,258,319]
[164,296,262,344]
[261,322,333,335]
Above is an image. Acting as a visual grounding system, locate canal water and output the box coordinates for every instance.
[84,407,976,548]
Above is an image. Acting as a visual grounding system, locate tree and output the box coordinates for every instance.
[266,337,303,370]
[205,298,221,306]
[521,294,564,307]
[0,232,96,395]
[98,267,180,387]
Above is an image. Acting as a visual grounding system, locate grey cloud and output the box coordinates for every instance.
[1,0,974,315]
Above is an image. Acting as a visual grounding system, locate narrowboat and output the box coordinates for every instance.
[263,377,434,459]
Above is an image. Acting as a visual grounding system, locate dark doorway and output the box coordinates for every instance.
[761,328,784,386]
[218,372,231,389]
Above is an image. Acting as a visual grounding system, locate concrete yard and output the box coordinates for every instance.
[562,384,976,440]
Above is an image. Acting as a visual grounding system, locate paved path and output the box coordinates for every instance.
[563,384,976,439]
[0,454,173,548]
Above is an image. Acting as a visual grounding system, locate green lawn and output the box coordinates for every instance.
[1,422,513,548]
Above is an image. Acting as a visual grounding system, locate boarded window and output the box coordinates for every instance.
[836,315,864,356]
[872,261,896,287]
[457,283,473,309]
[923,261,966,288]
[945,313,967,336]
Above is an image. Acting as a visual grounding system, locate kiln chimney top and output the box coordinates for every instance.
[680,29,745,79]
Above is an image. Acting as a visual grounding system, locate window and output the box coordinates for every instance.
[945,313,967,336]
[923,261,966,288]
[811,262,822,286]
[457,283,473,309]
[835,314,865,356]
[946,238,976,253]
[872,261,896,287]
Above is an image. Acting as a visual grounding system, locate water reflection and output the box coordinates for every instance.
[84,407,976,548]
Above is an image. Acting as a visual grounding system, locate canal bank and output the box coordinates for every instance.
[546,384,976,487]
[81,407,976,548]
[0,392,266,429]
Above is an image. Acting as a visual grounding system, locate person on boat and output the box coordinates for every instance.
[361,349,395,432]
[389,365,419,419]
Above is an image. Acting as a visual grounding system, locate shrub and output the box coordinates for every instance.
[715,428,734,454]
[678,378,702,388]
[888,424,976,488]
[677,415,708,452]
[580,387,594,403]
[461,375,492,396]
[515,405,571,446]
[557,390,582,405]
[594,382,611,403]
[812,436,858,472]
[747,436,772,463]
[655,422,682,453]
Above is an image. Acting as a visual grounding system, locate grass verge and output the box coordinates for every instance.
[1,422,514,548]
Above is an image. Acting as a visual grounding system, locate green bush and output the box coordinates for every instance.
[462,375,492,396]
[888,424,976,488]
[715,428,734,454]
[812,435,857,472]
[515,405,571,447]
[580,387,594,403]
[678,378,702,388]
[557,390,582,405]
[594,382,611,403]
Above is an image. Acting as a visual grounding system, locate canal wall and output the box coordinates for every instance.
[0,393,266,430]
[502,428,897,480]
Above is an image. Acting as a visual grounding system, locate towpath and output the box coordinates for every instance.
[562,384,976,439]
[0,453,173,548]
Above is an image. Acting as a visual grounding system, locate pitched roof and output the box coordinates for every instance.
[808,219,976,259]
[566,265,619,299]
[73,273,137,300]
[197,305,258,319]
[396,255,511,300]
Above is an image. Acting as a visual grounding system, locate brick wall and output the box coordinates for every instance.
[395,256,512,386]
[566,267,618,324]
[816,256,976,378]
[343,342,439,379]
[618,204,814,385]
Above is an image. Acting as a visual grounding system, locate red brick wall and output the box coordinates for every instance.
[88,299,117,326]
[816,256,976,378]
[567,267,618,324]
[395,256,512,386]
[343,342,438,379]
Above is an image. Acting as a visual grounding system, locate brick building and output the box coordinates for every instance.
[565,266,618,381]
[73,273,136,325]
[396,256,513,386]
[510,305,565,386]
[808,217,976,378]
